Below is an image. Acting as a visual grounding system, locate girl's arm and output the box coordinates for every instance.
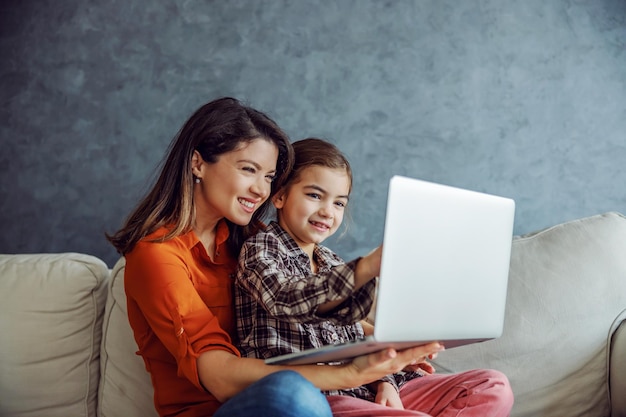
[316,245,382,314]
[237,235,376,324]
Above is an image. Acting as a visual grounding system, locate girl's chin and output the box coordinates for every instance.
[308,234,329,244]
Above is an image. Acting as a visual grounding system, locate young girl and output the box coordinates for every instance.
[236,137,514,416]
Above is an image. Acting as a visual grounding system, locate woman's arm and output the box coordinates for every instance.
[197,342,444,402]
[126,242,240,392]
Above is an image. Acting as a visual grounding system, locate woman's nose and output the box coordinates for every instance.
[251,177,270,199]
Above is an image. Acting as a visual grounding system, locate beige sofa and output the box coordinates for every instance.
[1,212,625,417]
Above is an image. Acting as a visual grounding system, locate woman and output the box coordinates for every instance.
[107,97,444,417]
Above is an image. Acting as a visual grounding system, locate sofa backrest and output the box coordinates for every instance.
[432,212,626,417]
[98,257,158,417]
[0,253,109,417]
[2,212,624,417]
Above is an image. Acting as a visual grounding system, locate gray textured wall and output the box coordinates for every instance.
[1,0,625,267]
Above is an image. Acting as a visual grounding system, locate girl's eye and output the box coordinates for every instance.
[335,201,346,208]
[307,193,321,200]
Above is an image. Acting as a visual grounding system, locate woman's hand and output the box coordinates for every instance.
[403,359,436,375]
[197,343,444,402]
[402,348,440,375]
[345,342,444,387]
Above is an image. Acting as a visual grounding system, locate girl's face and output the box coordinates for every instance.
[193,138,279,226]
[274,165,351,252]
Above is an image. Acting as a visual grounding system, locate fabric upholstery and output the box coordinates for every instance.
[0,253,108,417]
[431,212,626,417]
[98,257,157,417]
[611,320,626,417]
[1,212,624,417]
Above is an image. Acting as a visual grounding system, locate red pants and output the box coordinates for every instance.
[327,369,513,417]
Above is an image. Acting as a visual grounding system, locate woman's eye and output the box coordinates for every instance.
[243,166,257,174]
[265,174,276,182]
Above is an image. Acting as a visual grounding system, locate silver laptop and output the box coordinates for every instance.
[266,175,515,365]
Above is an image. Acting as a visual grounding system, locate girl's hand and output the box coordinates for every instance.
[359,319,375,336]
[354,245,383,290]
[374,381,404,409]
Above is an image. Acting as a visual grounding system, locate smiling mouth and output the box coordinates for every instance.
[310,221,330,231]
[238,198,255,209]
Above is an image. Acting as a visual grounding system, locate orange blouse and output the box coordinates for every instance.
[124,220,239,417]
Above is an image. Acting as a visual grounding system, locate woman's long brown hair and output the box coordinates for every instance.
[106,97,293,256]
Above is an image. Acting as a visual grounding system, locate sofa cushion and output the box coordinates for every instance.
[98,256,158,417]
[431,212,626,417]
[0,253,109,417]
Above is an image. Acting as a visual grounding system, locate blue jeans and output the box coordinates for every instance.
[214,370,331,417]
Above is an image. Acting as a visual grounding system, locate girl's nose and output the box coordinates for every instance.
[318,203,334,219]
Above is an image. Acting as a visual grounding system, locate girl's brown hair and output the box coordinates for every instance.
[107,97,293,255]
[287,137,353,193]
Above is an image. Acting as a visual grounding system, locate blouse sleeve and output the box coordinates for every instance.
[236,233,375,325]
[125,241,239,392]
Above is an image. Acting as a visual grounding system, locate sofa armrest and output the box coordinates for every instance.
[611,317,626,417]
[0,253,109,417]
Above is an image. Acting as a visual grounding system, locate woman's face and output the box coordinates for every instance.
[194,138,279,226]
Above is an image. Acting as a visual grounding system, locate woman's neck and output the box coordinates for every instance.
[193,214,221,260]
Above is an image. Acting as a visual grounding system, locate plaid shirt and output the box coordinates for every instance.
[235,221,422,400]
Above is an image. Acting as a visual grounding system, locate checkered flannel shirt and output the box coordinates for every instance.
[235,221,422,400]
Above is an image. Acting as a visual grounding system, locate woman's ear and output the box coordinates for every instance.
[191,150,203,178]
